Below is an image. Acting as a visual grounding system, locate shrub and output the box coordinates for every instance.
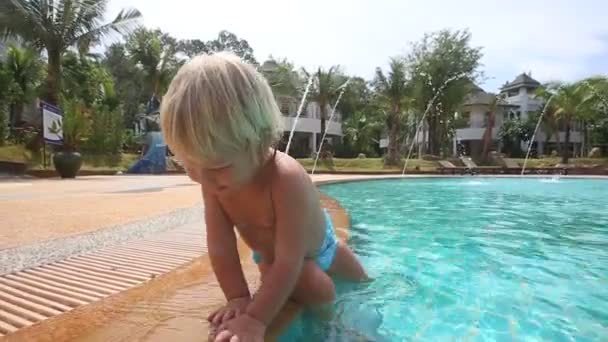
[122,129,144,153]
[0,104,7,146]
[86,105,124,155]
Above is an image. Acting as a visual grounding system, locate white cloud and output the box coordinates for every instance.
[106,0,608,91]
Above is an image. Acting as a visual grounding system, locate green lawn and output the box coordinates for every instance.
[77,153,140,171]
[0,144,33,163]
[0,144,140,171]
[510,157,608,168]
[297,158,438,172]
[3,144,606,173]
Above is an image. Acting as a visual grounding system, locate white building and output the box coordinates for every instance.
[276,95,343,157]
[260,60,343,157]
[453,84,517,156]
[453,73,583,157]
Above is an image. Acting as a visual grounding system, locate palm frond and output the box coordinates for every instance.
[73,7,141,51]
[0,0,50,48]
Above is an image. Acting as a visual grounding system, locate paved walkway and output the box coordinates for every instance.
[0,174,390,340]
[0,176,202,250]
[0,174,385,250]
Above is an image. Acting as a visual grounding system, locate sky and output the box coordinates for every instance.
[106,0,608,92]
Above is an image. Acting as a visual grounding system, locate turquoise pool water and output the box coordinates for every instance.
[280,177,608,341]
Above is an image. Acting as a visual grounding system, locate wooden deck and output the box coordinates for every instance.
[0,223,206,337]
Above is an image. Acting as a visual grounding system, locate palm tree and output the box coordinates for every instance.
[127,28,180,110]
[535,85,562,155]
[260,58,303,98]
[304,67,342,151]
[0,0,141,105]
[538,81,594,164]
[481,94,503,160]
[580,76,608,155]
[373,58,411,166]
[4,44,43,127]
[344,110,383,156]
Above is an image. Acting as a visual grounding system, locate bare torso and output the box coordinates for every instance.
[217,152,326,264]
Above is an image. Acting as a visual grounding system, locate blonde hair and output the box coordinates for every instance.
[161,52,283,167]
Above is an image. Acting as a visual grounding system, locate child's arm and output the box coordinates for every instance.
[203,186,251,301]
[245,170,312,325]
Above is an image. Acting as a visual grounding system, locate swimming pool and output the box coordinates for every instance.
[281,177,608,341]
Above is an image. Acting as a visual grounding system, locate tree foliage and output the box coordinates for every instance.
[103,43,146,125]
[3,44,44,126]
[498,117,535,157]
[408,29,483,156]
[126,28,181,101]
[536,81,597,163]
[62,52,117,107]
[344,109,383,157]
[178,30,257,64]
[206,30,257,64]
[304,66,345,152]
[0,0,141,104]
[260,58,305,97]
[0,62,16,145]
[373,57,411,165]
[337,76,371,121]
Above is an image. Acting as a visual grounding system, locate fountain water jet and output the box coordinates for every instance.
[285,76,315,155]
[311,79,351,175]
[401,73,467,175]
[521,94,556,176]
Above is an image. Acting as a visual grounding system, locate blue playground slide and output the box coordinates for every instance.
[127,132,167,174]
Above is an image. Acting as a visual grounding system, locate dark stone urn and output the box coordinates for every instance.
[53,151,83,178]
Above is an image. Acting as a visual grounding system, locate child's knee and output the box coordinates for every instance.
[316,280,336,304]
[295,281,335,305]
[293,262,336,305]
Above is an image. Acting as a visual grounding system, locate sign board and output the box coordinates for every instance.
[380,138,389,148]
[42,102,63,145]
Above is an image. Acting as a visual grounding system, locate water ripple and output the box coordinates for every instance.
[316,178,608,341]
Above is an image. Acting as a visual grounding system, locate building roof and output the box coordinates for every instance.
[260,59,279,73]
[500,73,541,91]
[463,87,516,107]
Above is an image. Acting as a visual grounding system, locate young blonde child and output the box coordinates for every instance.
[160,52,368,342]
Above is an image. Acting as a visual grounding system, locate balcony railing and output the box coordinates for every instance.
[282,117,342,135]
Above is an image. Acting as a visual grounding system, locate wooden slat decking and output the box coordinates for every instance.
[0,223,205,337]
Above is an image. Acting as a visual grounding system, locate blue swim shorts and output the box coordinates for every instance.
[252,209,338,271]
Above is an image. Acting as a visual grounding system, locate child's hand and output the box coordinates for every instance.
[214,314,265,342]
[208,296,251,326]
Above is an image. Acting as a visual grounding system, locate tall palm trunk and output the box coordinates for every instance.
[562,118,571,164]
[422,122,428,155]
[386,112,401,166]
[46,49,62,105]
[482,111,495,160]
[11,102,24,127]
[582,121,588,157]
[554,120,562,155]
[426,114,436,155]
[319,101,327,150]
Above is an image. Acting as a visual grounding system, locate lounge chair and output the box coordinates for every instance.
[437,160,469,175]
[503,158,519,168]
[459,156,506,175]
[460,157,477,169]
[502,158,521,174]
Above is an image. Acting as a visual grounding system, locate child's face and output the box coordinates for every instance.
[182,154,254,194]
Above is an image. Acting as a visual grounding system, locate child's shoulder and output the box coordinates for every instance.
[269,151,312,190]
